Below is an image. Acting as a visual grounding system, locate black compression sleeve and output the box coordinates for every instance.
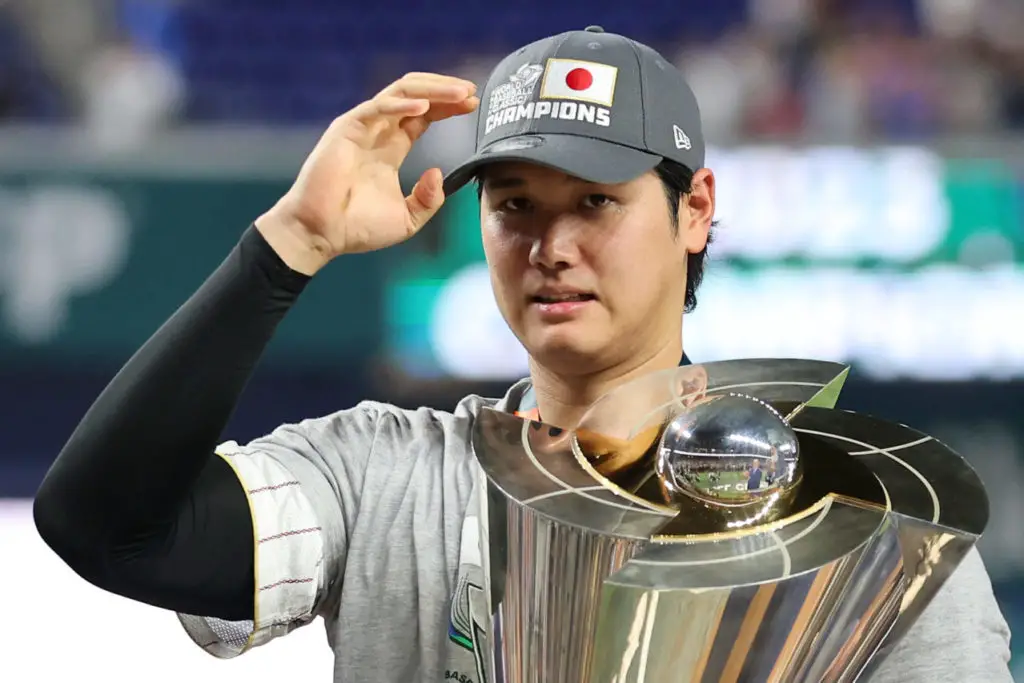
[34,224,310,620]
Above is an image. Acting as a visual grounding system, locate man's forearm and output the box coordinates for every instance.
[34,224,310,614]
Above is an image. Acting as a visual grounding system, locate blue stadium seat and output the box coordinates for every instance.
[173,0,751,122]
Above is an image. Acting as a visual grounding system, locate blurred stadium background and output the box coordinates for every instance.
[0,0,1021,679]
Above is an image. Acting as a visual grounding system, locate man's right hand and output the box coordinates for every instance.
[256,73,479,275]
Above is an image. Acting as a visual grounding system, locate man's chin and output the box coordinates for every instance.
[524,331,610,374]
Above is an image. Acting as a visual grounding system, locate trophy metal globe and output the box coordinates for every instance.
[655,392,802,527]
[470,359,989,683]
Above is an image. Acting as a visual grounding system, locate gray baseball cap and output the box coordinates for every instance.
[443,26,705,196]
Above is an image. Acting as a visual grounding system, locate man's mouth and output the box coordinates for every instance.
[530,293,597,304]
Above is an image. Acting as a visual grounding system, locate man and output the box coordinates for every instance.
[33,26,1011,683]
[746,458,764,491]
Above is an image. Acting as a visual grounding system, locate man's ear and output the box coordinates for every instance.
[680,168,715,254]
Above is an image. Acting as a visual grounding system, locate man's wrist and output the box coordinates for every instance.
[254,207,333,277]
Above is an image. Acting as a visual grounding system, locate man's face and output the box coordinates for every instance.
[479,162,713,374]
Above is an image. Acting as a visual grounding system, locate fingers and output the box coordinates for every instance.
[373,96,431,117]
[341,73,480,157]
[379,73,477,103]
[400,96,479,140]
[424,96,480,123]
[350,73,478,135]
[347,96,426,125]
[405,167,445,235]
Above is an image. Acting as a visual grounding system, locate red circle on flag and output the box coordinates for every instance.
[565,68,593,91]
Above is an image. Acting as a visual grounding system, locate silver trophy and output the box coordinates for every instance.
[471,359,988,682]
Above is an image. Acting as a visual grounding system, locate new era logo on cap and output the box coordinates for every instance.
[540,59,618,107]
[673,125,691,150]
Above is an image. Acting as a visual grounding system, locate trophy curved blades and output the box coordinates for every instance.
[699,358,851,415]
[593,501,904,683]
[472,407,674,540]
[573,359,850,454]
[786,405,989,670]
[471,359,990,683]
[788,407,988,534]
[471,406,672,649]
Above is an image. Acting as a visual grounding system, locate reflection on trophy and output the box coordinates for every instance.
[655,392,802,528]
[471,359,989,683]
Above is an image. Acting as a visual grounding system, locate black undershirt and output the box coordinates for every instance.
[34,225,307,620]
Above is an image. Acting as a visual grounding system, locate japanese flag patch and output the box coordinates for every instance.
[540,59,618,107]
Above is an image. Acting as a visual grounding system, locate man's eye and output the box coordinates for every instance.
[582,194,613,209]
[500,197,531,212]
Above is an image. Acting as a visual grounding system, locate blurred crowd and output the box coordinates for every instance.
[0,0,1021,144]
[677,0,1024,141]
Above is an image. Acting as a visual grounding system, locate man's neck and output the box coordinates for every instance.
[527,341,683,429]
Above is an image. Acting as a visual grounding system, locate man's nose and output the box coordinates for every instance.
[528,218,581,272]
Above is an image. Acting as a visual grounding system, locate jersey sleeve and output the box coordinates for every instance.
[177,402,381,658]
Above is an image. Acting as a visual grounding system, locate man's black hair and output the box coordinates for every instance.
[474,159,714,313]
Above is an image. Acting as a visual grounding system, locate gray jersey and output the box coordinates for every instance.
[176,380,1013,682]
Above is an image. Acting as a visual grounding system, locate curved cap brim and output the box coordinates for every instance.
[442,134,662,197]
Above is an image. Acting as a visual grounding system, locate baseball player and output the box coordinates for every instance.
[34,26,1011,683]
